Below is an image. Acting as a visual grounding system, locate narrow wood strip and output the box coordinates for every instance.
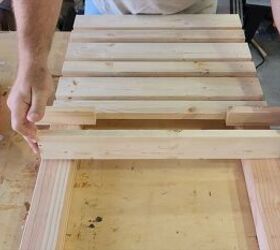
[242,159,280,250]
[53,100,267,120]
[66,43,251,62]
[20,160,78,250]
[38,106,96,125]
[74,14,242,30]
[56,77,263,101]
[226,106,280,126]
[38,130,280,160]
[70,29,245,43]
[62,61,257,77]
[53,100,266,120]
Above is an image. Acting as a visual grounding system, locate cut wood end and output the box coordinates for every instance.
[226,106,280,126]
[37,106,96,125]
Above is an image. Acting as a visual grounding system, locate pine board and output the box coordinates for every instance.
[38,130,280,160]
[242,159,280,250]
[56,77,263,101]
[62,61,257,77]
[53,100,266,120]
[70,29,245,43]
[66,43,251,62]
[74,14,242,30]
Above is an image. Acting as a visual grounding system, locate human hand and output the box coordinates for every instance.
[7,65,53,153]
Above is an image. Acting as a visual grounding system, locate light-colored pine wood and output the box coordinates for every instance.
[19,160,78,250]
[66,43,251,62]
[38,130,280,160]
[74,14,242,30]
[64,159,258,250]
[56,77,263,101]
[70,29,245,43]
[226,106,280,126]
[38,106,96,125]
[242,159,280,250]
[20,124,81,250]
[53,100,266,120]
[62,61,257,77]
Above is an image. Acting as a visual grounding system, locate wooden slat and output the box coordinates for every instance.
[56,77,263,101]
[66,43,251,62]
[226,106,280,126]
[53,100,266,120]
[38,106,96,125]
[74,14,242,30]
[38,130,280,160]
[62,61,257,77]
[20,160,78,250]
[242,159,280,250]
[70,30,245,43]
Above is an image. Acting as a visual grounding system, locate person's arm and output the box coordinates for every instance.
[271,0,280,32]
[7,0,63,153]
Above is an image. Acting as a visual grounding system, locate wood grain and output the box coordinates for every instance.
[66,43,251,62]
[62,61,257,77]
[53,100,266,120]
[226,106,280,126]
[38,106,96,125]
[19,160,78,250]
[64,159,258,250]
[242,159,280,250]
[70,29,245,43]
[56,77,263,101]
[74,14,242,30]
[38,130,280,160]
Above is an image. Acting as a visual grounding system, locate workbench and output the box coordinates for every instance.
[1,14,279,250]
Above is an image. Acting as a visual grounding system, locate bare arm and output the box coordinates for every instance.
[271,0,280,32]
[7,0,63,152]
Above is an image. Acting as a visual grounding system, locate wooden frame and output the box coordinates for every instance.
[20,14,280,250]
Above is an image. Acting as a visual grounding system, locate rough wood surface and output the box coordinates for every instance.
[19,160,78,250]
[74,14,242,30]
[38,130,280,160]
[53,100,266,120]
[38,106,96,125]
[70,29,245,43]
[56,77,263,101]
[242,159,280,250]
[66,43,251,62]
[62,61,257,77]
[226,106,280,126]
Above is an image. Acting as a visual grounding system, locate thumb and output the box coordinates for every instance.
[27,89,48,123]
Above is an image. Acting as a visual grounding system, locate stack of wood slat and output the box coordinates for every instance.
[20,14,280,250]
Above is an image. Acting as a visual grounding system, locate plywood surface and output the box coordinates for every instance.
[64,159,258,250]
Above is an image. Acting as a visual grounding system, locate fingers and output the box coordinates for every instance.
[23,135,39,154]
[27,88,49,123]
[8,68,53,154]
[9,100,38,153]
[8,98,36,139]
